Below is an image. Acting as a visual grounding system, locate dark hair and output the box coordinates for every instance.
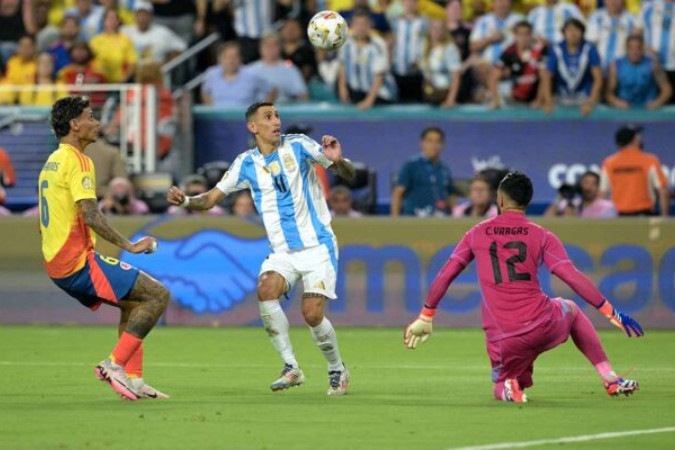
[626,34,644,46]
[498,171,533,208]
[102,8,121,29]
[352,7,372,21]
[580,170,600,184]
[51,96,91,139]
[513,20,532,33]
[68,39,93,60]
[245,102,274,121]
[562,17,585,35]
[420,126,445,141]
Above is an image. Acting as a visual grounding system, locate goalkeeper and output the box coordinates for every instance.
[404,171,643,403]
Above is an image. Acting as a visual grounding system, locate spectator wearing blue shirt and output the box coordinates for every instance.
[391,127,458,217]
[541,18,603,116]
[48,15,80,76]
[201,42,276,107]
[606,35,673,110]
[636,0,675,103]
[246,33,308,104]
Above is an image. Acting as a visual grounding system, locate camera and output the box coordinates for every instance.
[558,183,580,202]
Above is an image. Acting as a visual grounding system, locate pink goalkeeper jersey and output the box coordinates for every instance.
[444,211,573,341]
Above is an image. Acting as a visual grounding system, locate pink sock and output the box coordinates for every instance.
[493,382,506,400]
[570,309,613,378]
[594,361,617,380]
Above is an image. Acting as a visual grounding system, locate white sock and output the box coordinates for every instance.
[259,300,298,368]
[309,317,344,372]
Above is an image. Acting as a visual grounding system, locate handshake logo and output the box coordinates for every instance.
[122,230,270,314]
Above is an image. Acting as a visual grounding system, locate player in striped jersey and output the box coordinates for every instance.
[586,0,637,71]
[391,0,429,102]
[636,0,675,103]
[527,0,584,44]
[167,102,356,396]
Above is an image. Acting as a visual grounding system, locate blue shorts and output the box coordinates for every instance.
[51,252,140,310]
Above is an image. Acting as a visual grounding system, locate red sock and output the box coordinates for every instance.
[125,345,144,378]
[110,332,143,367]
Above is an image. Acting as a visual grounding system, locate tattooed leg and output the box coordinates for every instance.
[121,272,170,338]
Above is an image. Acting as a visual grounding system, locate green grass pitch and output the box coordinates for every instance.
[0,326,674,450]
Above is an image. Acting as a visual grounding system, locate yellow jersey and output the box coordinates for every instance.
[39,143,98,279]
[18,84,68,107]
[89,33,138,83]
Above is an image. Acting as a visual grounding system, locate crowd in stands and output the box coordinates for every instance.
[194,0,675,113]
[0,0,673,109]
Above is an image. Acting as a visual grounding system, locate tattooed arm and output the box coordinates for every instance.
[167,186,226,211]
[329,158,356,181]
[321,135,356,181]
[77,199,155,253]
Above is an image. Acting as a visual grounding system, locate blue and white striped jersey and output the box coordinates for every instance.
[638,0,675,70]
[470,12,525,64]
[216,134,335,253]
[586,8,637,70]
[528,2,584,43]
[233,0,274,39]
[338,34,397,100]
[391,16,429,75]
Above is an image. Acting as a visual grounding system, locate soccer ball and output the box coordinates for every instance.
[307,10,348,51]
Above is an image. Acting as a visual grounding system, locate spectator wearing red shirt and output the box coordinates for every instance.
[489,20,546,109]
[56,40,107,107]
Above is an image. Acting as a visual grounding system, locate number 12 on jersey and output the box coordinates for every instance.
[489,240,531,284]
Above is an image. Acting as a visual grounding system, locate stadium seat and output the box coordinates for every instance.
[332,162,377,214]
[131,172,174,214]
[197,161,231,189]
[197,161,234,210]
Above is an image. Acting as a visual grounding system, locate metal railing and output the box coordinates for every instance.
[161,32,220,92]
[0,84,158,173]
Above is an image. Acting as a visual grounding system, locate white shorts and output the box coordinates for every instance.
[260,241,339,299]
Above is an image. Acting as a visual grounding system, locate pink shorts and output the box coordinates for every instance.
[486,298,578,389]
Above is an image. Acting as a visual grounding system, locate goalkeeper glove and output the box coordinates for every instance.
[597,300,644,338]
[404,307,434,349]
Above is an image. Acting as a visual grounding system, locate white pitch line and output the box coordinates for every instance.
[447,427,675,450]
[0,360,672,372]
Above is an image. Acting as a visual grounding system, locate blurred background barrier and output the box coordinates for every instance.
[1,216,673,328]
[192,105,675,212]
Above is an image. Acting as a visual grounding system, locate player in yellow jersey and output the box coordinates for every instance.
[40,96,169,401]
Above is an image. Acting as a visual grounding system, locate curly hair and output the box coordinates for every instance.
[50,96,90,139]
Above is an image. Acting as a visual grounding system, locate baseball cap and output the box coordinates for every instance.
[615,124,643,147]
[135,1,153,12]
